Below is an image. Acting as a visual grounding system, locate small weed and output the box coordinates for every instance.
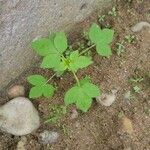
[129,76,144,83]
[133,86,141,93]
[124,91,135,101]
[27,23,114,112]
[45,105,67,124]
[125,35,136,44]
[116,41,125,56]
[108,7,117,17]
[98,15,106,22]
[118,111,124,118]
[61,124,70,136]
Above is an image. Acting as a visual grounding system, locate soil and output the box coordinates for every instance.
[0,0,150,150]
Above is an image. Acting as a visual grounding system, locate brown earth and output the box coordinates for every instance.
[0,0,150,150]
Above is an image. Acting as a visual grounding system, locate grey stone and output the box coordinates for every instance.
[0,97,40,135]
[39,130,59,144]
[0,0,113,91]
[7,85,25,98]
[131,21,150,32]
[96,89,118,106]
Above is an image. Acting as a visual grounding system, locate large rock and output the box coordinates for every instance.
[0,0,113,90]
[0,97,40,135]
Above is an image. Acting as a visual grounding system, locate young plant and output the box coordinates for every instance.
[27,23,114,112]
[108,7,117,17]
[45,105,67,124]
[133,86,141,93]
[98,15,106,22]
[116,41,125,56]
[125,35,136,44]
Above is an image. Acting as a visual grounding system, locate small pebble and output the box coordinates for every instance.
[17,137,27,150]
[122,116,134,134]
[96,89,117,106]
[70,108,78,119]
[131,21,150,32]
[7,85,25,98]
[39,130,59,144]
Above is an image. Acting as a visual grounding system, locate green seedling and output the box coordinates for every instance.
[98,15,106,22]
[108,7,117,17]
[125,35,136,44]
[27,23,114,112]
[45,105,67,124]
[124,91,135,101]
[129,76,144,83]
[116,41,125,56]
[133,86,141,93]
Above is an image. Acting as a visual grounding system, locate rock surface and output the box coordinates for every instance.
[39,130,59,144]
[131,21,150,32]
[0,97,40,135]
[7,85,25,98]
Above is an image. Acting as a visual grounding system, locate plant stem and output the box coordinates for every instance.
[45,73,56,84]
[72,71,80,86]
[79,44,95,56]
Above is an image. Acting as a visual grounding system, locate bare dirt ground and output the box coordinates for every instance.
[0,0,150,150]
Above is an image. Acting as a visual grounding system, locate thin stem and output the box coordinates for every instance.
[72,71,80,86]
[79,44,95,56]
[45,73,56,84]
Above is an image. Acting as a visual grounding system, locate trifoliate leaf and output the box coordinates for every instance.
[29,86,43,98]
[89,23,101,44]
[69,51,93,72]
[43,84,55,98]
[99,29,114,44]
[64,79,100,112]
[32,38,57,56]
[40,54,61,69]
[54,32,68,53]
[64,86,79,105]
[96,43,112,57]
[27,75,47,86]
[82,82,100,98]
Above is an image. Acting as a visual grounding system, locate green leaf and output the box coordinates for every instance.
[79,76,91,86]
[96,43,112,57]
[29,86,43,98]
[64,79,100,112]
[99,29,114,44]
[54,32,68,53]
[40,54,61,69]
[27,75,47,86]
[64,86,79,105]
[49,33,55,40]
[43,84,55,98]
[69,51,93,72]
[32,38,57,56]
[76,92,92,112]
[89,23,101,44]
[75,56,93,68]
[82,82,100,98]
